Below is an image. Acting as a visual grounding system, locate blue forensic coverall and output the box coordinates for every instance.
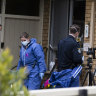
[17,38,46,90]
[57,35,82,87]
[49,65,82,88]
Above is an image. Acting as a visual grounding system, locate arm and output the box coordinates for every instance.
[17,49,23,70]
[17,59,22,70]
[72,43,82,65]
[33,43,46,73]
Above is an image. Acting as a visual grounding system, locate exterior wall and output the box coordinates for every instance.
[42,0,96,84]
[0,0,44,66]
[42,0,96,85]
[82,0,96,85]
[42,0,50,66]
[84,0,96,67]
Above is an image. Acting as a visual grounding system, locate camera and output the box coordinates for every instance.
[87,48,96,59]
[82,48,96,86]
[86,48,96,68]
[87,57,92,68]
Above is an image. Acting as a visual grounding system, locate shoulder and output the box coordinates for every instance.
[66,37,78,48]
[59,36,68,44]
[31,43,42,50]
[20,46,23,51]
[63,36,76,44]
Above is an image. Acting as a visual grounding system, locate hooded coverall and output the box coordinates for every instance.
[17,38,46,90]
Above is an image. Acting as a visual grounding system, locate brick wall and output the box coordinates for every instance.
[83,0,91,66]
[42,0,96,85]
[82,0,96,85]
[42,0,50,65]
[42,0,96,86]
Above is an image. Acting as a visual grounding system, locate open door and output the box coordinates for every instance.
[49,0,70,70]
[49,0,86,70]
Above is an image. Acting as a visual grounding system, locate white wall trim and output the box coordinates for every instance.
[89,1,95,48]
[19,86,96,96]
[39,0,44,45]
[0,14,40,20]
[47,0,51,68]
[1,0,6,43]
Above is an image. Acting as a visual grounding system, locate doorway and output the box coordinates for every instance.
[49,0,70,70]
[72,0,86,48]
[49,0,86,70]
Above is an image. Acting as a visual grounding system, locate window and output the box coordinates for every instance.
[73,0,86,20]
[5,0,40,16]
[0,0,2,13]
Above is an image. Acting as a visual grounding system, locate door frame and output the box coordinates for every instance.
[48,0,72,70]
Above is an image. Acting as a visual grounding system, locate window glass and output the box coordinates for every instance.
[0,0,2,13]
[5,0,40,16]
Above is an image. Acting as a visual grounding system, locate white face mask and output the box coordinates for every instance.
[21,40,29,46]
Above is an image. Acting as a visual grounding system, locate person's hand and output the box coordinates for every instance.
[24,67,29,76]
[39,73,44,79]
[82,56,84,62]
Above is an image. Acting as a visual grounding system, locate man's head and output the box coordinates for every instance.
[69,24,80,38]
[20,32,30,46]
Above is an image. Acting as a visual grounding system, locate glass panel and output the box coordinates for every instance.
[5,0,40,16]
[0,0,2,13]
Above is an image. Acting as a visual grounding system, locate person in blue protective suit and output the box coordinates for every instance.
[55,24,83,87]
[17,32,46,90]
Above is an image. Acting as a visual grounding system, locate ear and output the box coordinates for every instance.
[76,32,78,35]
[27,38,30,41]
[74,32,78,38]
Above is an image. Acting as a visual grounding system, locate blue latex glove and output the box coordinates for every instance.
[39,73,44,79]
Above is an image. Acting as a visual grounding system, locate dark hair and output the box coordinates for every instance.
[20,32,29,38]
[69,24,80,34]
